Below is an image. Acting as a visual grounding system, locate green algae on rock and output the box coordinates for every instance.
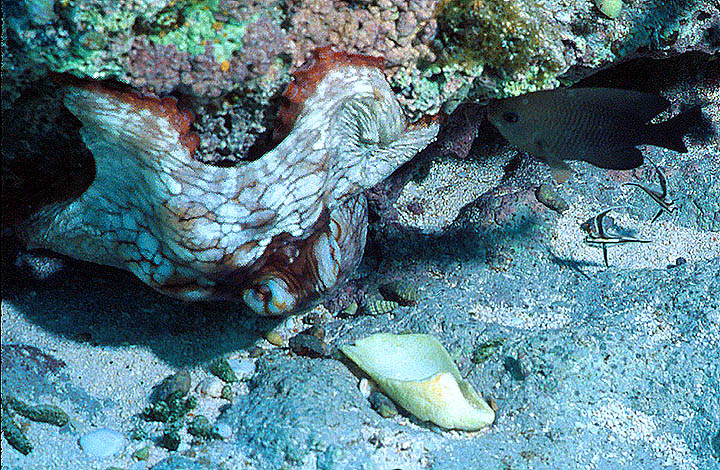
[209,357,238,383]
[435,0,561,74]
[342,333,495,431]
[5,396,69,427]
[1,400,33,455]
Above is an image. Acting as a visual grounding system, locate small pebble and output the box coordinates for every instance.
[227,358,256,379]
[131,445,151,461]
[214,422,233,440]
[358,378,373,399]
[289,333,329,358]
[196,376,224,398]
[248,346,265,358]
[187,415,216,439]
[504,355,530,381]
[159,430,180,451]
[265,330,286,347]
[1,402,32,455]
[208,358,238,383]
[342,302,359,316]
[6,397,69,427]
[368,391,398,418]
[303,325,326,341]
[141,401,171,423]
[471,338,505,364]
[595,0,622,18]
[79,428,126,458]
[150,370,191,403]
[534,184,569,214]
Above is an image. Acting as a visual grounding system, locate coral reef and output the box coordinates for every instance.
[3,0,717,213]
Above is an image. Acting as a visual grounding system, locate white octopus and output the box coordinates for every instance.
[17,50,439,315]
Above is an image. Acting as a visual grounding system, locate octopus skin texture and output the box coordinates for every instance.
[17,49,439,316]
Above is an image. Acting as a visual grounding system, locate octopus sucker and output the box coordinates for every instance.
[17,49,439,315]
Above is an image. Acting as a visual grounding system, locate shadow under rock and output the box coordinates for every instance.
[1,254,279,368]
[367,213,542,266]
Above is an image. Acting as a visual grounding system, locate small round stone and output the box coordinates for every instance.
[265,331,286,347]
[79,428,125,458]
[534,184,569,214]
[358,378,373,398]
[227,358,256,379]
[289,333,328,358]
[197,376,224,398]
[150,370,191,403]
[214,422,233,440]
[131,445,151,461]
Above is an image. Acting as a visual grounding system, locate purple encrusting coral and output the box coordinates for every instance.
[287,0,438,73]
[126,14,286,98]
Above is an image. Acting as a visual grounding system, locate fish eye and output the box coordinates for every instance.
[502,112,519,123]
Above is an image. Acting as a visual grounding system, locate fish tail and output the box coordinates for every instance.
[646,106,702,153]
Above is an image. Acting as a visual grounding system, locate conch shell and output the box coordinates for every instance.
[341,333,495,431]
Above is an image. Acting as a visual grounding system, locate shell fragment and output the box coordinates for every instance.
[341,333,495,431]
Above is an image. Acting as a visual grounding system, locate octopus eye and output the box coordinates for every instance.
[242,277,296,316]
[502,112,519,123]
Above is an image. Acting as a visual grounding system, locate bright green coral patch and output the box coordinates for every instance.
[148,2,252,62]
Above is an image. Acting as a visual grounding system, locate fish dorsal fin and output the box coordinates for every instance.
[571,88,670,123]
[595,208,614,238]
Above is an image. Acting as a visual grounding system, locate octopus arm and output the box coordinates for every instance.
[20,85,211,293]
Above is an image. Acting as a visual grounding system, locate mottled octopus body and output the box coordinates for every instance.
[18,49,439,315]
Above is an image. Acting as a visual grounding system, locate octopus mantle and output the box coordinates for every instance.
[18,49,439,315]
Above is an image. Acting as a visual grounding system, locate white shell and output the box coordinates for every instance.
[196,376,224,398]
[341,333,495,431]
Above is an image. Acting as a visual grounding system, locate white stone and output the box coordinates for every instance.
[214,422,233,440]
[196,376,224,398]
[79,428,125,458]
[358,378,373,398]
[227,358,256,379]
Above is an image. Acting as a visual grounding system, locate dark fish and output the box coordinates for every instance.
[581,208,651,267]
[487,88,700,182]
[623,160,676,223]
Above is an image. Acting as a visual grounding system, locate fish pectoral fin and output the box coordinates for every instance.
[545,155,573,184]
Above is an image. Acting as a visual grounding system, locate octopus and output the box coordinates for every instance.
[16,48,439,315]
